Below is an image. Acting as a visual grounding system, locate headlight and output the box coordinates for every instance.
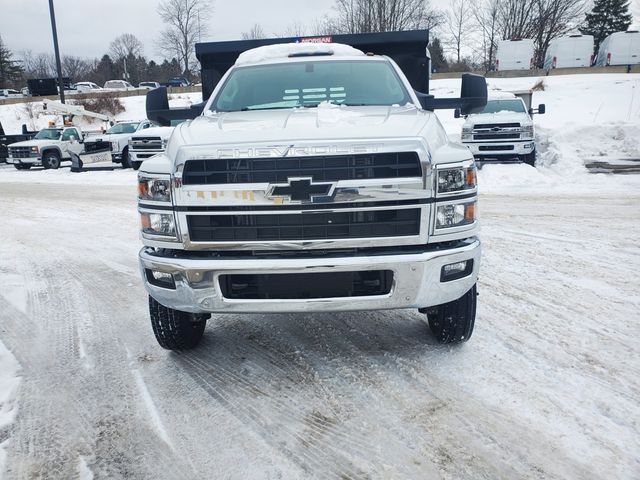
[30,146,39,153]
[111,142,118,151]
[521,124,534,139]
[436,202,476,229]
[161,139,168,149]
[437,166,476,194]
[140,212,176,236]
[138,176,171,202]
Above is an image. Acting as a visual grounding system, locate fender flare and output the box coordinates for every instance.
[40,146,64,159]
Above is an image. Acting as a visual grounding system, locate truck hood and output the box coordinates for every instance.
[131,126,174,140]
[178,104,431,145]
[8,139,60,148]
[464,111,530,127]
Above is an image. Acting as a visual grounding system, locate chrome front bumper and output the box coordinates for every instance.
[139,238,481,314]
[7,157,41,165]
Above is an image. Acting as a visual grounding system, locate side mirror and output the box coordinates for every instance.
[459,73,488,115]
[69,135,77,143]
[454,108,461,119]
[538,104,546,114]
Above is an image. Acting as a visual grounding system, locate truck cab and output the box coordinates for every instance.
[7,125,84,169]
[460,94,545,166]
[137,32,488,351]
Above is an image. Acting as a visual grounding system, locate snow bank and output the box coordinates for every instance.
[0,340,21,478]
[433,73,640,195]
[236,43,364,66]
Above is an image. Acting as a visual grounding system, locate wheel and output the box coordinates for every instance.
[13,164,32,170]
[132,161,142,171]
[121,147,131,169]
[421,284,477,344]
[522,149,536,166]
[42,151,61,169]
[148,296,209,350]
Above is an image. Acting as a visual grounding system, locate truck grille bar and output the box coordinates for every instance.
[8,146,31,157]
[131,137,163,151]
[187,208,420,242]
[182,152,422,185]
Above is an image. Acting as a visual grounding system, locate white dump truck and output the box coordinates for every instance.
[136,31,487,351]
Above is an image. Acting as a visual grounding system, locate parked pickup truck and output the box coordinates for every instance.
[84,120,157,168]
[138,31,487,351]
[459,93,545,166]
[128,125,176,170]
[6,125,84,169]
[1,122,37,163]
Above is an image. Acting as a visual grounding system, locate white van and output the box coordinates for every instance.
[595,31,640,66]
[544,34,594,69]
[495,39,534,71]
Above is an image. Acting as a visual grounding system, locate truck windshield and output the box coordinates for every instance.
[480,100,526,114]
[106,123,139,134]
[34,129,62,140]
[211,60,410,112]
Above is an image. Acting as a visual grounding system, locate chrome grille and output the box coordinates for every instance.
[8,146,31,157]
[182,152,422,185]
[131,137,163,151]
[472,122,521,141]
[187,209,421,242]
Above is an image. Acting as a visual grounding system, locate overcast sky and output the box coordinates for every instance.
[1,0,638,62]
[0,0,338,60]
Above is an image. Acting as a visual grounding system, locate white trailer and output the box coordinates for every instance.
[544,34,594,69]
[495,39,534,71]
[595,31,640,66]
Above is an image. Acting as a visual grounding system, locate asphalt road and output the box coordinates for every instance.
[0,179,638,479]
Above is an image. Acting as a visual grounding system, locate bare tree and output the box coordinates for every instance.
[473,0,502,71]
[157,0,212,76]
[109,33,144,60]
[20,50,55,77]
[329,0,444,33]
[241,23,266,40]
[531,0,586,67]
[61,55,91,80]
[497,0,538,39]
[444,0,475,63]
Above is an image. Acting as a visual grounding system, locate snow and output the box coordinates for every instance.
[432,73,640,195]
[235,43,364,65]
[0,72,639,478]
[0,340,20,479]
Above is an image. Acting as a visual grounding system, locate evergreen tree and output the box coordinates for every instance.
[580,0,633,52]
[0,35,24,87]
[429,37,449,73]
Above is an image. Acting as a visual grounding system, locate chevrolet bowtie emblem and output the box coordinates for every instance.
[268,177,335,202]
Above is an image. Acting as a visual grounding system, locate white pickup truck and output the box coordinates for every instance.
[6,125,84,169]
[128,125,176,170]
[84,120,157,168]
[460,93,545,166]
[137,34,487,351]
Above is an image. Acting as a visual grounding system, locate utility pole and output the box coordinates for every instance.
[48,0,65,104]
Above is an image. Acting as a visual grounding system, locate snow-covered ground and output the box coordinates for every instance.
[0,73,639,479]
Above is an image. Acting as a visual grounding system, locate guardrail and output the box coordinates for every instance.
[432,64,640,80]
[0,85,203,106]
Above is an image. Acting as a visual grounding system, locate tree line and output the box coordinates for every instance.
[0,0,634,89]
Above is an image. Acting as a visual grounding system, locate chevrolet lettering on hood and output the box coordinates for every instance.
[216,144,382,159]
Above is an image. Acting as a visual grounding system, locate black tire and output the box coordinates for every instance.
[121,147,131,169]
[14,164,32,170]
[148,296,209,350]
[422,284,477,344]
[42,151,61,169]
[523,149,536,167]
[132,161,142,171]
